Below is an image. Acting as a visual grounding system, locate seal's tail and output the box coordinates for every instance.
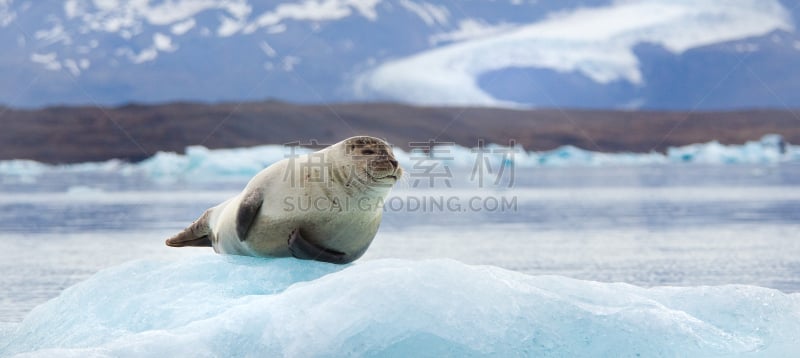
[165,210,213,247]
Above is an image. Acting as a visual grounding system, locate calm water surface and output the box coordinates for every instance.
[1,164,799,322]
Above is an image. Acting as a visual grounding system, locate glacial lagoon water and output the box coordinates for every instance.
[1,163,799,324]
[1,139,800,356]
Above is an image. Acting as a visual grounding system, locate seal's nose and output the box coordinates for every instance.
[389,159,398,168]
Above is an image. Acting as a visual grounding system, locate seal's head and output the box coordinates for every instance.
[339,136,402,186]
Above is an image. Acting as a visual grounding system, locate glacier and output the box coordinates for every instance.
[1,255,799,357]
[355,0,792,106]
[0,135,796,182]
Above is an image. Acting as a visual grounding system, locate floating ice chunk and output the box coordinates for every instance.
[137,145,312,181]
[667,136,787,164]
[2,256,799,356]
[0,159,48,177]
[62,159,127,173]
[65,186,105,196]
[1,135,797,182]
[129,134,799,180]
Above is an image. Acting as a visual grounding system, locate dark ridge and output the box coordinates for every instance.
[2,101,799,164]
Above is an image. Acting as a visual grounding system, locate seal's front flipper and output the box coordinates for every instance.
[236,189,263,241]
[288,229,347,264]
[166,210,212,247]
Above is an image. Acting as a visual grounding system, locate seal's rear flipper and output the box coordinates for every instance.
[166,235,211,247]
[166,210,212,247]
[288,229,348,264]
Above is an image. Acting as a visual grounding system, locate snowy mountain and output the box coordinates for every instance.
[1,0,799,109]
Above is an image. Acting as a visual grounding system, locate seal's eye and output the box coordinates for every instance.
[362,149,375,155]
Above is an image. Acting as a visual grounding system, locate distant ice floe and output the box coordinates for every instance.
[135,145,309,179]
[0,135,796,182]
[666,134,791,164]
[356,0,792,106]
[1,256,799,356]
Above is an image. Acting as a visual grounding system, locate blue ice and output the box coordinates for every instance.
[0,135,796,181]
[2,255,799,357]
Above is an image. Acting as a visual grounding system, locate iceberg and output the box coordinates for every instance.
[134,145,311,180]
[667,135,791,164]
[0,160,48,179]
[0,135,797,182]
[2,256,799,357]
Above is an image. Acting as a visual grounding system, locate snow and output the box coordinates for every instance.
[429,19,515,46]
[33,23,71,47]
[0,135,796,181]
[0,0,14,27]
[117,33,177,64]
[356,0,793,106]
[124,1,250,27]
[22,0,383,52]
[282,55,301,71]
[259,41,277,57]
[18,0,792,95]
[29,53,62,71]
[243,0,382,35]
[169,18,196,36]
[62,59,80,76]
[152,33,176,52]
[1,255,798,356]
[24,0,255,69]
[398,0,450,27]
[128,47,158,64]
[217,15,246,37]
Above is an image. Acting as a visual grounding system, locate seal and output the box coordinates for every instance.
[165,136,402,264]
